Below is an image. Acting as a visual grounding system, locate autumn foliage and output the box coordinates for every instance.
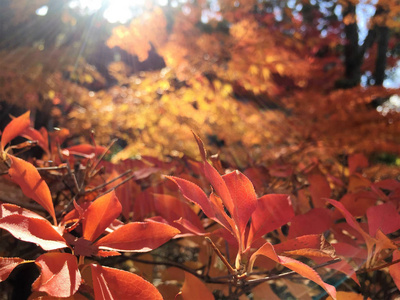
[1,0,400,299]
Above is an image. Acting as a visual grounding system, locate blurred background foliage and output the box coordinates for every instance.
[0,0,400,169]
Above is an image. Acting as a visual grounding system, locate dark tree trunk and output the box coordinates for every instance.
[373,25,389,86]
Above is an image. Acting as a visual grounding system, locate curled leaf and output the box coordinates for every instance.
[32,253,81,298]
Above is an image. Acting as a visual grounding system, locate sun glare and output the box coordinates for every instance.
[69,0,160,24]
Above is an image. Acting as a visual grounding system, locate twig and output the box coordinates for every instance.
[89,138,117,177]
[205,237,236,275]
[357,258,400,274]
[84,169,132,194]
[99,173,136,195]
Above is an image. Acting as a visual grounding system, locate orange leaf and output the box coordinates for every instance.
[82,190,122,242]
[90,264,163,300]
[177,271,215,300]
[0,213,67,251]
[249,242,336,300]
[32,253,81,298]
[8,155,56,223]
[0,111,30,151]
[95,221,179,252]
[327,291,370,300]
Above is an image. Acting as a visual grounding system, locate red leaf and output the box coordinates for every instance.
[32,253,81,298]
[91,264,163,300]
[389,250,400,290]
[348,153,368,175]
[0,257,26,282]
[8,155,56,223]
[0,214,67,251]
[366,202,400,236]
[332,193,376,219]
[95,221,179,252]
[222,170,257,240]
[192,133,235,217]
[0,111,30,151]
[288,208,332,239]
[249,242,336,300]
[154,194,204,234]
[308,173,331,208]
[177,271,214,300]
[166,176,216,220]
[82,190,122,242]
[248,194,294,248]
[327,199,375,260]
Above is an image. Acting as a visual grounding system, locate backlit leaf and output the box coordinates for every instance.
[32,253,81,298]
[95,221,180,252]
[222,170,257,240]
[8,155,56,223]
[0,111,30,151]
[82,190,122,242]
[91,264,163,300]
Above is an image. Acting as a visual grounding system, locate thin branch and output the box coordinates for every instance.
[205,237,236,275]
[357,258,400,274]
[89,138,117,177]
[98,173,136,196]
[84,169,132,194]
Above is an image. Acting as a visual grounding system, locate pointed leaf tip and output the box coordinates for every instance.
[82,190,122,242]
[1,111,30,151]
